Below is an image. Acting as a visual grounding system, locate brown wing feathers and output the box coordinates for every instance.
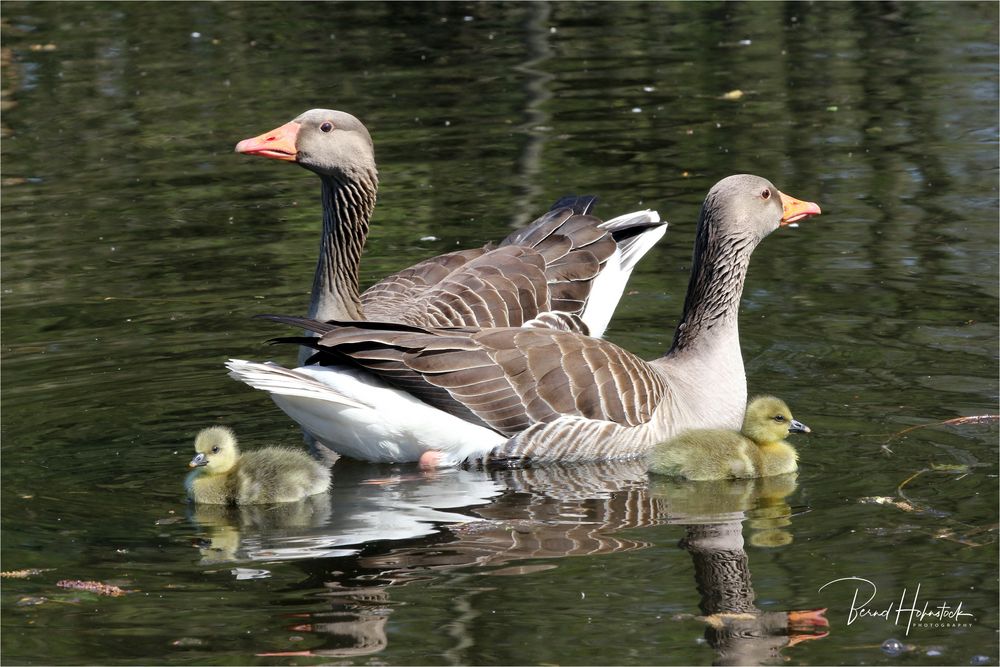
[268,318,668,438]
[475,329,664,427]
[359,203,622,329]
[504,212,618,317]
[361,249,485,319]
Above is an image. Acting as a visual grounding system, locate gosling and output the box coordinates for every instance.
[186,426,331,504]
[648,396,811,480]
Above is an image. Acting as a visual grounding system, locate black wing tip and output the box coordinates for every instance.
[266,335,319,347]
[549,195,599,216]
[255,313,310,324]
[254,314,338,336]
[609,218,668,243]
[256,313,458,337]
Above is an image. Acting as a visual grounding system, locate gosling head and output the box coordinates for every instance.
[741,395,811,445]
[189,426,240,474]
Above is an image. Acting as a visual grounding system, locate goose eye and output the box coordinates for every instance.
[773,415,785,422]
[320,121,334,133]
[211,446,220,453]
[761,188,771,200]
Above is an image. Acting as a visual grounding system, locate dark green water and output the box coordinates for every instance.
[2,2,997,665]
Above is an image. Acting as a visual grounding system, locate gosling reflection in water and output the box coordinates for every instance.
[190,495,334,563]
[651,473,800,548]
[187,464,504,563]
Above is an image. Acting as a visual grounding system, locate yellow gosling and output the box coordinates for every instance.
[648,396,810,480]
[185,426,331,504]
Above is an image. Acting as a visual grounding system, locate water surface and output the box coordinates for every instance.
[2,2,997,665]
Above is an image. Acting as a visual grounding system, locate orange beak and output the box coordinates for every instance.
[777,190,822,226]
[786,608,830,646]
[786,631,830,647]
[787,608,829,631]
[235,121,300,161]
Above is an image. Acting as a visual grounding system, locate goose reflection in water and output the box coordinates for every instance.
[652,474,829,664]
[188,463,505,563]
[200,459,828,663]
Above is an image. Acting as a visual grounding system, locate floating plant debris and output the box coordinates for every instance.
[56,580,131,597]
[1,568,54,579]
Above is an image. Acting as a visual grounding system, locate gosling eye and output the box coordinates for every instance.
[211,445,220,453]
[761,188,771,200]
[773,414,785,422]
[320,121,334,133]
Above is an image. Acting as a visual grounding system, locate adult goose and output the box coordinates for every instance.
[235,109,667,338]
[227,174,821,467]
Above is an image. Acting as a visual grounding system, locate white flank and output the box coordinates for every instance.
[226,359,504,466]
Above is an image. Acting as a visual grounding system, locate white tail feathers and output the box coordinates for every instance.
[599,210,667,271]
[225,359,369,409]
[582,210,667,337]
[598,209,661,229]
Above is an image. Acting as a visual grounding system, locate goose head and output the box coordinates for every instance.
[703,174,822,241]
[189,426,240,474]
[669,175,821,358]
[741,395,811,445]
[235,109,376,181]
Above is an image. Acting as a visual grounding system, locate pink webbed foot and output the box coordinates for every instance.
[418,450,446,469]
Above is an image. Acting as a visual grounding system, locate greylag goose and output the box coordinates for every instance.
[227,174,821,467]
[647,395,810,480]
[186,426,331,504]
[235,109,667,337]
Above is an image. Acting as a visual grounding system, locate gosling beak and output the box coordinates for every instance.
[777,190,822,226]
[189,453,209,468]
[235,120,300,161]
[789,419,811,434]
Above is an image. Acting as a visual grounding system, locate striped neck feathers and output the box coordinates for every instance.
[310,171,378,322]
[668,204,761,355]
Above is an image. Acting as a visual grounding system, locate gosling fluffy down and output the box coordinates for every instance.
[648,396,810,480]
[186,426,331,504]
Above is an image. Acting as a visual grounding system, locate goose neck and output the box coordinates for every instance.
[309,172,378,322]
[668,221,756,355]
